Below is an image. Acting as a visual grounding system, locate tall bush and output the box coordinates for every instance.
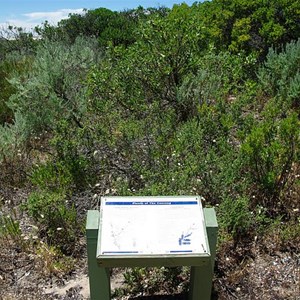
[241,112,300,212]
[7,37,98,138]
[258,39,300,111]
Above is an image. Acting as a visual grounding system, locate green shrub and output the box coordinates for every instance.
[50,120,93,190]
[25,191,77,254]
[0,61,14,124]
[27,155,82,253]
[258,38,300,111]
[119,266,189,297]
[30,161,73,192]
[7,37,97,138]
[279,220,300,247]
[0,113,30,187]
[35,242,76,276]
[241,112,300,211]
[0,210,21,241]
[219,196,253,239]
[0,52,33,123]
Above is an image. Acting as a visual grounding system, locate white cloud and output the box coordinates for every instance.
[23,8,84,25]
[0,8,84,32]
[0,19,37,30]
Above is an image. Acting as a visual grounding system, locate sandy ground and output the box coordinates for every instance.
[43,271,124,299]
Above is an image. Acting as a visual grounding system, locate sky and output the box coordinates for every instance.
[0,0,196,31]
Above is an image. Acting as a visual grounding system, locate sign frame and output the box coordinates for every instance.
[96,196,211,267]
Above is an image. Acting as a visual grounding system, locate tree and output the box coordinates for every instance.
[90,4,207,122]
[38,8,137,47]
[0,26,36,59]
[195,0,300,59]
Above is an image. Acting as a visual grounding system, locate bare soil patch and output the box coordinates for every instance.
[1,188,299,300]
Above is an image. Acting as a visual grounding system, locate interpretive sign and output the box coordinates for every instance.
[96,196,210,267]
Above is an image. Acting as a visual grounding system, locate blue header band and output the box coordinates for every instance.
[105,201,198,205]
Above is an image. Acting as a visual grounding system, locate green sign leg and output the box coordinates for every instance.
[189,208,218,300]
[189,260,213,300]
[86,210,111,300]
[204,208,218,271]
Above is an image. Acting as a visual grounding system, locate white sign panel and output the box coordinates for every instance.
[97,196,209,258]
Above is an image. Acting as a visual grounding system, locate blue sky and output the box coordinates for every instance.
[0,0,196,31]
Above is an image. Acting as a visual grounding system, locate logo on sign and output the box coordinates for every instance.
[179,232,192,245]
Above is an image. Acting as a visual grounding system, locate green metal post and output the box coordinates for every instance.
[203,208,218,271]
[189,260,213,300]
[86,210,111,300]
[189,208,218,300]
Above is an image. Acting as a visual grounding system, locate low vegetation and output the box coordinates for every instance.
[0,1,299,299]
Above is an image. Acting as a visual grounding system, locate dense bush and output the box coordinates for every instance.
[6,37,98,138]
[195,0,300,59]
[25,160,80,253]
[258,38,300,111]
[1,2,300,293]
[218,196,253,239]
[241,112,300,213]
[25,190,77,254]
